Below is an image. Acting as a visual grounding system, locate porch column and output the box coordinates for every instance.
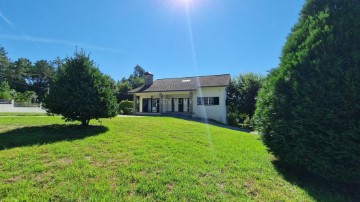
[133,94,136,113]
[189,91,193,114]
[159,93,163,113]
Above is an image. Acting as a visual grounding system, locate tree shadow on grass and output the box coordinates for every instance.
[0,124,109,150]
[273,160,360,202]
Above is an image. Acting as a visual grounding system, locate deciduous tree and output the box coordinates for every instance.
[227,73,263,126]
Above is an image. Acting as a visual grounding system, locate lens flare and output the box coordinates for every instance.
[173,0,196,9]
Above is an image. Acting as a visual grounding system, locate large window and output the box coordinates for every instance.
[197,97,219,106]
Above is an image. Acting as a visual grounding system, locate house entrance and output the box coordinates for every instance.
[178,98,184,112]
[142,98,159,113]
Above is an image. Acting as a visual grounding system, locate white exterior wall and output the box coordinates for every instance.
[134,87,228,124]
[192,87,227,124]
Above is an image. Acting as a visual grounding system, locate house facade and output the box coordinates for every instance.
[129,72,230,124]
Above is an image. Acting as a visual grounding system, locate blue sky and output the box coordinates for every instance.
[0,0,305,81]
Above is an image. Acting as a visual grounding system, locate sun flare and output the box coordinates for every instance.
[174,0,194,8]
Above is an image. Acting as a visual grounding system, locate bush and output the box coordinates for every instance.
[119,100,134,115]
[14,91,37,103]
[0,81,11,100]
[254,0,360,184]
[227,112,239,126]
[44,50,118,126]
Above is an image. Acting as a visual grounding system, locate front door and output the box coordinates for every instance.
[178,98,184,112]
[142,98,149,112]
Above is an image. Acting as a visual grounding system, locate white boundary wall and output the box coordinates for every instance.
[0,100,46,113]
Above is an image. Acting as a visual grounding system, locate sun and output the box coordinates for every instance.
[163,0,201,13]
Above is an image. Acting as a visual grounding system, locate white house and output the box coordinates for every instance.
[129,72,230,124]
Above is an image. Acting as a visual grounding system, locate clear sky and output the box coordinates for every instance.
[0,0,305,81]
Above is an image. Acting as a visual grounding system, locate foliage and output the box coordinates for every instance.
[116,65,146,102]
[28,60,56,102]
[11,58,32,92]
[119,100,134,115]
[0,45,146,104]
[254,0,360,184]
[227,112,239,126]
[14,91,37,103]
[44,50,118,126]
[128,64,146,89]
[0,46,57,103]
[0,81,11,100]
[0,116,358,201]
[116,78,133,101]
[0,47,12,89]
[0,80,37,103]
[227,73,263,126]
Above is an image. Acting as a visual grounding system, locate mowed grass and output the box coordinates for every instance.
[0,112,47,116]
[0,116,355,201]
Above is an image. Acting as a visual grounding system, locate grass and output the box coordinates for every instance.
[0,112,47,116]
[0,116,357,201]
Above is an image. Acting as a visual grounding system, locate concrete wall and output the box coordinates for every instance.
[0,100,46,113]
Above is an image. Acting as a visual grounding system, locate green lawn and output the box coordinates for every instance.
[0,116,356,201]
[0,112,47,116]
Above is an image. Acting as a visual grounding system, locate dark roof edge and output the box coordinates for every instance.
[128,86,229,94]
[198,85,229,88]
[129,89,196,94]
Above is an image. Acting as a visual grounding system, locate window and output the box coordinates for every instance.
[197,97,219,106]
[208,97,214,105]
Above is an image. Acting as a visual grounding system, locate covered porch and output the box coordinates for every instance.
[132,91,194,114]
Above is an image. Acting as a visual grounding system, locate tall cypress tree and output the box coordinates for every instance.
[254,0,360,183]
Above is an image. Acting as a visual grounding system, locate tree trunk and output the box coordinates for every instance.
[81,119,90,126]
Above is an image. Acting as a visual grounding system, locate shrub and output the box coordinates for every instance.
[119,100,134,115]
[227,112,239,126]
[254,0,360,184]
[44,50,118,126]
[0,81,11,100]
[14,91,37,103]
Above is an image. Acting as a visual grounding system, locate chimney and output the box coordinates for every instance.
[144,72,153,86]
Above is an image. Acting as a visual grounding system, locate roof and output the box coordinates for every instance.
[129,74,230,94]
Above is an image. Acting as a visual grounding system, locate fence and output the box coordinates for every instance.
[0,100,12,104]
[0,100,47,113]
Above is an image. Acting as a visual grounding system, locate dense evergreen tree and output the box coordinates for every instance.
[45,50,118,126]
[0,47,11,83]
[0,46,58,102]
[128,64,145,89]
[0,81,11,100]
[116,65,146,102]
[12,58,32,92]
[254,0,360,183]
[28,60,56,102]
